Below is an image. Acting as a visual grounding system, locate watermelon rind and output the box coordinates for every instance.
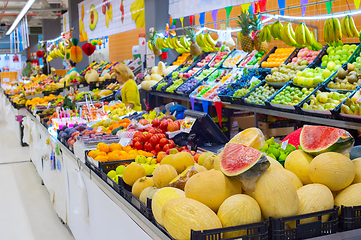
[220,143,269,177]
[300,125,355,156]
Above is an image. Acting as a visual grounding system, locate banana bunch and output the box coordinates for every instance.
[196,33,219,52]
[280,23,299,47]
[295,23,324,51]
[341,15,359,38]
[130,0,145,28]
[153,35,191,54]
[270,21,283,40]
[259,25,272,42]
[324,18,343,46]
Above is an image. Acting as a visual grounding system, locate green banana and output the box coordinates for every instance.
[275,22,283,40]
[270,22,279,40]
[266,27,272,42]
[345,16,353,38]
[304,25,313,47]
[324,19,330,43]
[295,23,306,46]
[333,17,342,41]
[196,34,205,48]
[327,18,335,42]
[341,16,350,37]
[348,16,359,37]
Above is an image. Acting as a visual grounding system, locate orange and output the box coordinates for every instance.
[108,152,120,161]
[88,150,99,159]
[112,150,122,156]
[123,145,133,152]
[94,155,108,162]
[98,151,107,156]
[157,152,167,163]
[109,143,122,152]
[97,143,109,153]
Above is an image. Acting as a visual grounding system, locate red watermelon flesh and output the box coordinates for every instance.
[281,128,302,148]
[221,143,266,177]
[300,125,354,155]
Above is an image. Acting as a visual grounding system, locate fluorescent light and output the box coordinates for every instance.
[6,0,36,35]
[263,9,361,21]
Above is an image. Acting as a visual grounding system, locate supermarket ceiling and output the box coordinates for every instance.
[0,0,67,32]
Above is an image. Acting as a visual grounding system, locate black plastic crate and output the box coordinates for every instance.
[99,92,115,102]
[88,81,104,91]
[339,205,361,231]
[269,207,339,240]
[258,46,277,69]
[242,81,277,109]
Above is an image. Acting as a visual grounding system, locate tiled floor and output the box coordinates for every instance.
[0,118,74,240]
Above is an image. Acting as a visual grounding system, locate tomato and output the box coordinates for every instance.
[168,140,175,148]
[144,142,154,152]
[150,135,160,146]
[139,119,150,126]
[163,144,172,152]
[145,127,153,132]
[134,131,143,139]
[159,138,169,147]
[151,150,157,156]
[134,141,143,150]
[133,137,141,143]
[144,133,153,142]
[151,118,160,127]
[157,133,166,139]
[149,128,158,134]
[139,135,147,143]
[155,144,162,152]
[167,121,180,132]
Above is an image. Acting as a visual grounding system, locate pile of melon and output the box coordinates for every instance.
[141,61,178,91]
[121,126,361,240]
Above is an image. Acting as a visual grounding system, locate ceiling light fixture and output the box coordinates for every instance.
[6,0,36,35]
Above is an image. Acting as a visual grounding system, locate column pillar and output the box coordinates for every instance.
[42,18,63,69]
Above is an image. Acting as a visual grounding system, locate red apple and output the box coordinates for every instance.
[151,118,160,127]
[167,121,180,132]
[159,119,169,130]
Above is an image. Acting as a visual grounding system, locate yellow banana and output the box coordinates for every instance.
[179,36,189,48]
[327,18,335,42]
[333,17,342,41]
[155,37,163,50]
[166,36,174,49]
[344,16,353,38]
[204,33,217,47]
[147,40,153,50]
[281,23,297,47]
[295,23,306,46]
[348,16,359,37]
[196,34,205,48]
[341,16,349,37]
[173,37,182,48]
[324,19,330,43]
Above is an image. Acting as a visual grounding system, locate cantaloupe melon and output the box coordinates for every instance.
[285,150,313,184]
[193,163,207,172]
[254,170,299,219]
[308,152,355,191]
[171,152,194,174]
[122,163,146,186]
[198,152,213,166]
[217,194,262,238]
[352,158,361,183]
[132,177,154,198]
[169,165,199,190]
[139,186,157,206]
[184,170,242,212]
[203,155,217,170]
[335,183,361,214]
[144,75,151,81]
[162,197,222,240]
[288,184,334,228]
[160,155,173,165]
[274,168,303,190]
[151,187,185,226]
[267,156,284,170]
[153,164,178,188]
[86,69,99,83]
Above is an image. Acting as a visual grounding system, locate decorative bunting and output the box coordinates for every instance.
[241,3,251,13]
[202,100,210,114]
[325,1,332,14]
[190,97,195,110]
[300,0,309,16]
[211,10,218,29]
[278,0,285,15]
[172,19,177,27]
[199,12,205,28]
[214,101,224,127]
[225,6,233,27]
[259,0,267,12]
[180,17,184,28]
[355,0,361,9]
[169,16,173,27]
[189,15,195,25]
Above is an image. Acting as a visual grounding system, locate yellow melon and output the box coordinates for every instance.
[153,164,178,188]
[335,183,361,214]
[352,158,361,184]
[198,152,213,166]
[171,152,194,174]
[229,127,265,150]
[288,184,334,228]
[203,155,217,170]
[217,194,262,238]
[285,150,313,184]
[309,152,355,191]
[194,163,207,172]
[213,153,222,170]
[274,168,303,190]
[151,187,185,226]
[122,163,146,186]
[254,170,299,218]
[184,170,242,212]
[139,186,157,206]
[267,156,284,170]
[160,155,173,165]
[169,165,199,190]
[162,197,222,240]
[132,177,154,198]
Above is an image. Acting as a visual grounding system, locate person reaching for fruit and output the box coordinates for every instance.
[114,64,141,111]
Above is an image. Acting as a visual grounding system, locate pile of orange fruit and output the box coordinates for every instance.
[88,142,154,162]
[25,94,62,108]
[261,48,295,68]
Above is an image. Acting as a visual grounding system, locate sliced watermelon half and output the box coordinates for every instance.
[300,125,354,156]
[221,143,269,177]
[281,127,302,149]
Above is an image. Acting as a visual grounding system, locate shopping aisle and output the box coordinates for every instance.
[0,119,74,240]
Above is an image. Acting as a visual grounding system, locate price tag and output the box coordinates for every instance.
[281,140,289,150]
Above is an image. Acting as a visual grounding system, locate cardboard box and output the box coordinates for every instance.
[258,121,294,140]
[230,115,255,138]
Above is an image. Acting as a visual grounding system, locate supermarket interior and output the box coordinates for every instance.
[2,0,361,239]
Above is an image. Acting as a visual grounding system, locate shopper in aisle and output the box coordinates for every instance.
[114,64,141,111]
[22,60,32,77]
[66,60,79,76]
[42,58,51,75]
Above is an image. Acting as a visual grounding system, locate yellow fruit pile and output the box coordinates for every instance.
[25,94,62,108]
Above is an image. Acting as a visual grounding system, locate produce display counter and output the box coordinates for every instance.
[148,91,361,131]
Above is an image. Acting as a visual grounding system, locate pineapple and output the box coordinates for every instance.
[251,14,268,52]
[147,29,161,56]
[237,11,254,52]
[185,28,202,56]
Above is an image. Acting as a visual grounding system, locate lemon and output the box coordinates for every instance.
[229,128,265,150]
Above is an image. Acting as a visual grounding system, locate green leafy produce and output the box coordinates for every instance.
[260,137,297,164]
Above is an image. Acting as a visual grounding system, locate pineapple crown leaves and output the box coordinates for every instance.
[147,29,158,45]
[185,28,196,42]
[237,11,252,36]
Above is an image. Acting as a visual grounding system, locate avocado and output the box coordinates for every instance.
[89,4,98,30]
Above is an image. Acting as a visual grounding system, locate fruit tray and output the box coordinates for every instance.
[284,46,327,69]
[295,85,355,119]
[258,46,277,69]
[332,85,361,123]
[346,43,361,65]
[324,63,360,93]
[319,43,361,69]
[222,49,248,68]
[242,81,278,109]
[269,207,339,240]
[238,50,269,68]
[338,205,361,232]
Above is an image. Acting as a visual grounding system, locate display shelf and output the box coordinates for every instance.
[149,91,361,130]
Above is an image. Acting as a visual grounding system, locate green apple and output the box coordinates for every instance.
[322,55,329,62]
[335,46,342,52]
[297,77,305,85]
[321,61,328,68]
[329,50,336,56]
[327,61,336,71]
[306,72,315,78]
[335,60,341,65]
[342,45,350,50]
[307,78,314,87]
[356,57,361,63]
[336,50,343,55]
[341,49,348,55]
[107,170,116,179]
[334,55,341,60]
[327,47,335,54]
[322,69,331,79]
[334,64,341,71]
